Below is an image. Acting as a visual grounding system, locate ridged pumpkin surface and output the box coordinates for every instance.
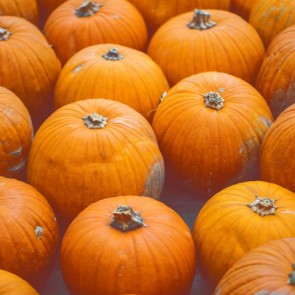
[54,44,169,123]
[193,181,295,286]
[214,237,295,295]
[152,72,273,196]
[230,0,258,20]
[0,86,33,178]
[61,195,196,295]
[256,24,295,119]
[147,9,265,86]
[27,99,165,225]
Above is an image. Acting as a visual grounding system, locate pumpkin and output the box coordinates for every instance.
[0,269,39,295]
[249,0,295,48]
[127,0,231,39]
[0,16,61,130]
[43,0,148,66]
[60,195,196,295]
[260,103,295,193]
[0,86,33,179]
[0,176,59,286]
[0,0,38,25]
[54,44,169,123]
[147,9,265,86]
[152,71,273,196]
[27,98,165,226]
[214,237,295,295]
[230,0,258,20]
[193,181,295,286]
[256,24,295,119]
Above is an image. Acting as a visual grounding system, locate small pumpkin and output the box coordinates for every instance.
[152,71,273,196]
[27,98,165,225]
[54,44,169,123]
[256,24,295,119]
[61,195,196,295]
[147,9,265,86]
[0,176,59,286]
[0,86,33,179]
[214,237,295,295]
[43,0,148,65]
[193,181,295,286]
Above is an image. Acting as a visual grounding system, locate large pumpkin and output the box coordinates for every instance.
[147,9,265,86]
[214,237,295,294]
[260,103,295,193]
[256,24,295,119]
[43,0,148,65]
[193,181,295,286]
[0,86,33,179]
[0,176,59,286]
[249,0,295,48]
[54,44,169,123]
[0,16,61,130]
[27,98,165,225]
[152,71,273,196]
[61,195,196,295]
[230,0,258,20]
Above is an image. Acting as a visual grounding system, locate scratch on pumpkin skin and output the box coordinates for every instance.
[8,159,26,172]
[9,146,22,156]
[280,210,295,215]
[35,226,43,239]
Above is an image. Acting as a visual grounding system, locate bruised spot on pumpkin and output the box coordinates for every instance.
[35,226,43,239]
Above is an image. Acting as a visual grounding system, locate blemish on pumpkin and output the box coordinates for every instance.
[8,158,26,172]
[73,64,83,73]
[281,210,295,215]
[35,226,43,239]
[9,146,23,156]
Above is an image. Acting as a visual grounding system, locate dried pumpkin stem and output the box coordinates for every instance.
[247,196,278,217]
[203,91,224,110]
[102,48,123,61]
[111,205,145,232]
[288,264,295,285]
[187,9,216,30]
[83,113,108,129]
[75,0,103,17]
[0,28,12,41]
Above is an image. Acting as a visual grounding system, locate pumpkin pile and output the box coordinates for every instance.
[0,0,295,294]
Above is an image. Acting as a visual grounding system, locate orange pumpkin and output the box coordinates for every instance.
[147,9,265,86]
[230,0,258,20]
[43,0,148,66]
[214,237,295,295]
[0,269,39,294]
[256,24,295,119]
[249,0,295,48]
[54,44,169,123]
[0,86,33,179]
[61,195,196,295]
[152,72,273,196]
[0,16,61,130]
[260,103,295,193]
[27,99,165,225]
[0,176,59,286]
[193,181,295,286]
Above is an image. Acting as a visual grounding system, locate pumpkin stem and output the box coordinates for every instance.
[75,0,103,17]
[288,264,295,285]
[83,113,108,129]
[110,205,145,232]
[102,48,123,61]
[187,9,216,30]
[247,197,278,217]
[203,91,224,110]
[0,28,12,41]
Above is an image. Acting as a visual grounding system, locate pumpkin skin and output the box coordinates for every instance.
[60,195,196,295]
[43,0,148,66]
[260,103,295,193]
[127,0,231,38]
[0,176,59,286]
[147,9,265,86]
[230,0,258,20]
[54,44,169,123]
[0,269,39,295]
[152,72,273,196]
[249,0,295,49]
[27,98,165,225]
[0,86,33,179]
[214,237,295,295]
[193,181,295,286]
[256,24,295,119]
[0,16,61,130]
